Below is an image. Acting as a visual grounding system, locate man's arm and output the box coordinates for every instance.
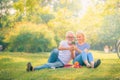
[70,45,75,59]
[58,44,75,59]
[58,45,70,50]
[71,50,75,59]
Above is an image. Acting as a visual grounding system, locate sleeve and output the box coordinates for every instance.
[59,40,66,47]
[86,43,90,49]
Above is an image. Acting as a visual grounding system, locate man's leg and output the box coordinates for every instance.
[34,64,51,70]
[48,48,59,63]
[47,61,64,68]
[34,61,64,70]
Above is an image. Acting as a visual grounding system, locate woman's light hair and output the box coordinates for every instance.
[66,31,75,37]
[76,30,86,41]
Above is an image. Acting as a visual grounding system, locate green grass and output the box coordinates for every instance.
[0,51,120,80]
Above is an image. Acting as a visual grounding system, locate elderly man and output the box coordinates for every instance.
[27,31,75,71]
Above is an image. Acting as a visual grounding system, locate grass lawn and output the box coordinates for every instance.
[0,50,120,80]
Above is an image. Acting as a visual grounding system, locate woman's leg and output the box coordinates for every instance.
[87,52,94,68]
[87,53,101,68]
[48,48,59,63]
[73,54,84,66]
[81,52,91,67]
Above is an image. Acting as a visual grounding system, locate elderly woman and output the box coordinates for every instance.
[73,31,101,68]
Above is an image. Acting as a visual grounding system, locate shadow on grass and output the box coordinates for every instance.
[0,70,14,80]
[109,59,120,80]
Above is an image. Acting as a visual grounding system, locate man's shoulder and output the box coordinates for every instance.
[60,40,68,46]
[60,40,67,43]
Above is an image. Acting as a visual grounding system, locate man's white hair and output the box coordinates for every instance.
[66,31,75,37]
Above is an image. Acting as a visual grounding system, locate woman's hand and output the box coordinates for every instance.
[74,46,81,53]
[84,48,89,53]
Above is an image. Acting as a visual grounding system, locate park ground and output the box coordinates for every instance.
[0,50,120,80]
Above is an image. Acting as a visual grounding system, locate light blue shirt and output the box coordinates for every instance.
[75,43,90,56]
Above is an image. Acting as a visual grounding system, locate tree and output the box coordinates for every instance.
[99,14,120,45]
[0,0,15,28]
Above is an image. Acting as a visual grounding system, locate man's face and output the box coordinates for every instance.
[66,33,74,42]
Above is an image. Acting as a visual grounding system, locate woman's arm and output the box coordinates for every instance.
[84,48,89,53]
[75,46,82,53]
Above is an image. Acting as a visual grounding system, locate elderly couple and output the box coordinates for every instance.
[26,31,101,71]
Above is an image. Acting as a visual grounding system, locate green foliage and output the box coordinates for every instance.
[95,14,120,50]
[0,0,15,28]
[0,28,9,50]
[41,14,55,24]
[7,32,51,52]
[4,22,57,52]
[1,0,120,51]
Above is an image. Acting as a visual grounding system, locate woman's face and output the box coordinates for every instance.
[76,34,84,43]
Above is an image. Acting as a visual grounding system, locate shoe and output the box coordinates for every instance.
[26,62,33,72]
[86,64,91,68]
[94,59,101,68]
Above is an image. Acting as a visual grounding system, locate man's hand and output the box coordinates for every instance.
[69,45,75,51]
[69,45,75,59]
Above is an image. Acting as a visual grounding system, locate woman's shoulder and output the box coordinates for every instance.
[84,42,89,45]
[75,42,89,45]
[84,42,90,46]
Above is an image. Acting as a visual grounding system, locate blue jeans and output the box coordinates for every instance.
[73,52,94,66]
[34,49,64,70]
[48,48,59,63]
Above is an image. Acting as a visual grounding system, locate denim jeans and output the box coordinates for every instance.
[34,49,64,70]
[73,52,94,66]
[48,48,59,63]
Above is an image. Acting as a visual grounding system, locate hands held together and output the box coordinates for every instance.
[69,45,82,53]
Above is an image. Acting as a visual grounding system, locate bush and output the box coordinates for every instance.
[0,29,9,51]
[4,22,57,52]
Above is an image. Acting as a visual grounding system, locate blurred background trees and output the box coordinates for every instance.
[0,0,120,52]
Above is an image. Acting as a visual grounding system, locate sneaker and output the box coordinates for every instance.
[94,59,101,68]
[86,64,91,68]
[26,62,33,72]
